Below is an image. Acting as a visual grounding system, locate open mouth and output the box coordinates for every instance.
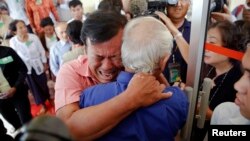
[98,71,116,81]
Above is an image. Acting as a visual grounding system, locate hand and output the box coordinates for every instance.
[156,73,170,87]
[211,4,235,22]
[0,87,16,99]
[154,11,179,35]
[126,72,172,108]
[173,81,186,90]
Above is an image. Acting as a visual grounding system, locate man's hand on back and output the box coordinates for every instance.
[126,72,172,108]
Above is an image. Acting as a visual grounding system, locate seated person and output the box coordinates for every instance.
[79,16,189,141]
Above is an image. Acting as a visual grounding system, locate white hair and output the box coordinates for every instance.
[122,16,173,73]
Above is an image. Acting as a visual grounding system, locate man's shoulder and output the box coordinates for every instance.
[80,81,119,108]
[59,55,88,74]
[211,102,241,124]
[163,86,186,98]
[214,102,237,114]
[184,19,191,27]
[63,48,85,62]
[161,86,189,110]
[84,81,117,95]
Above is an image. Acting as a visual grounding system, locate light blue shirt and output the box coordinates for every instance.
[49,40,71,76]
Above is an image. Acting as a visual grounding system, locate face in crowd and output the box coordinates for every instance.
[70,5,84,21]
[166,0,190,21]
[243,0,250,21]
[86,30,123,83]
[43,25,55,38]
[205,27,229,66]
[234,46,250,119]
[15,21,28,36]
[55,23,68,42]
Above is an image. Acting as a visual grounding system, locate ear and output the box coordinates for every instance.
[160,54,170,72]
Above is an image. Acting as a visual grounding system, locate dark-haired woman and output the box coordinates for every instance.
[194,21,243,141]
[9,20,51,115]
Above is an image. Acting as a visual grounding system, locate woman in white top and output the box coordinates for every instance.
[9,20,50,115]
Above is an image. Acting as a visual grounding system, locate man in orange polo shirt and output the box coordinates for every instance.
[55,10,172,141]
[25,0,60,33]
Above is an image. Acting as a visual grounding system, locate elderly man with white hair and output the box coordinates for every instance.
[78,16,189,141]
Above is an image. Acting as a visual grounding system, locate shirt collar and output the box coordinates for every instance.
[76,55,99,83]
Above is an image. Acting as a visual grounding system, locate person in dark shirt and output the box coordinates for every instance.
[155,1,191,84]
[0,46,32,131]
[194,21,243,141]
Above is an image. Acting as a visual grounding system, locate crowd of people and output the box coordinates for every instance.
[0,0,250,141]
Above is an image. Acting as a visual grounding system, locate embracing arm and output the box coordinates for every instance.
[56,73,171,141]
[57,93,136,141]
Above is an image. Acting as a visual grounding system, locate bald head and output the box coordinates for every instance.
[55,22,68,41]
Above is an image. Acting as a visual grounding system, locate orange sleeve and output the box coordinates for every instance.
[49,0,60,21]
[25,1,35,28]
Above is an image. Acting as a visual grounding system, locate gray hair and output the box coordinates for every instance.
[122,16,173,73]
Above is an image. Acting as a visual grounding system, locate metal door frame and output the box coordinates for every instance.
[181,0,210,140]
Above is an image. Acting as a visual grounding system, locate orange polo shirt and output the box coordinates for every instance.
[54,55,99,111]
[25,0,60,33]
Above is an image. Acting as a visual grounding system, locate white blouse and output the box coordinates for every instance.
[9,33,47,75]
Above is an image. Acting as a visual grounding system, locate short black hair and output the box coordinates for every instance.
[80,10,127,45]
[9,20,25,32]
[209,21,241,65]
[40,17,54,27]
[98,0,122,14]
[66,20,83,45]
[68,0,82,8]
